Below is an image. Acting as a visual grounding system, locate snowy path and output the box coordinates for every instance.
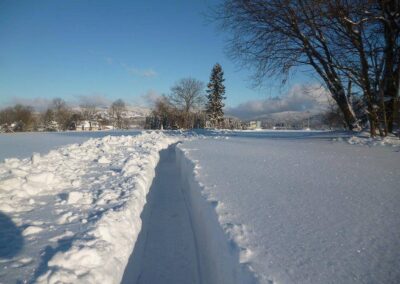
[121,145,201,284]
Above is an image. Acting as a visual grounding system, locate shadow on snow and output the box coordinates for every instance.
[0,211,23,259]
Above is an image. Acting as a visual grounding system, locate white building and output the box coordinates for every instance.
[248,121,262,130]
[76,120,101,131]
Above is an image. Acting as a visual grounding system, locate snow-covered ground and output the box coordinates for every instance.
[178,131,400,283]
[121,145,201,284]
[0,130,399,284]
[0,131,141,161]
[0,132,178,283]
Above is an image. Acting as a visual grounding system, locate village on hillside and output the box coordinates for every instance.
[0,99,148,133]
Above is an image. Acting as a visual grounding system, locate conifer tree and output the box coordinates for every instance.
[206,63,226,128]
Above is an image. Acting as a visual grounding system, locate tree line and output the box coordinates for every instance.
[1,64,227,132]
[0,98,130,132]
[216,0,399,137]
[145,63,227,129]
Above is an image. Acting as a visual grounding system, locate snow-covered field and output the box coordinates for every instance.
[178,131,400,283]
[0,130,399,283]
[0,131,141,161]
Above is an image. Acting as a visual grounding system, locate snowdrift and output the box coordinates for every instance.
[0,132,178,283]
[176,144,258,284]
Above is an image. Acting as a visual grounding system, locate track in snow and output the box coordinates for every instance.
[121,145,201,284]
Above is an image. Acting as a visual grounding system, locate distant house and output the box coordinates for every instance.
[248,121,262,130]
[76,120,101,131]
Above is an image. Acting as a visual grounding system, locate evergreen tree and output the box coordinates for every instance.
[206,63,226,128]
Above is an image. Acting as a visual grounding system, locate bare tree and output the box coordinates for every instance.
[80,103,97,121]
[109,99,127,129]
[15,105,35,131]
[380,0,400,133]
[215,0,362,129]
[0,107,15,126]
[169,78,206,113]
[0,104,35,131]
[322,95,346,129]
[168,78,206,128]
[51,98,71,130]
[319,0,399,136]
[145,94,207,130]
[216,0,399,136]
[51,98,67,112]
[151,96,178,129]
[41,108,55,129]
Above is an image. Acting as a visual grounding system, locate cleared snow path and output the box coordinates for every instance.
[121,145,201,284]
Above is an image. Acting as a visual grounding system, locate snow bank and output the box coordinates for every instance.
[0,130,141,161]
[0,131,178,283]
[176,144,258,284]
[346,134,400,147]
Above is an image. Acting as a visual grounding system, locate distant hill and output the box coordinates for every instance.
[73,105,151,119]
[252,110,311,121]
[226,110,331,129]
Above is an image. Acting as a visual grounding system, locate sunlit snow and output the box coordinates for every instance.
[0,130,399,283]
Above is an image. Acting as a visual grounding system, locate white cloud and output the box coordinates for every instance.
[3,93,113,111]
[226,84,330,120]
[121,63,157,78]
[98,52,157,77]
[142,69,157,78]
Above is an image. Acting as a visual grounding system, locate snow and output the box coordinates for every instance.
[121,145,201,284]
[178,131,400,283]
[0,131,178,283]
[1,129,399,283]
[22,226,44,236]
[346,133,400,147]
[0,130,141,161]
[177,144,257,284]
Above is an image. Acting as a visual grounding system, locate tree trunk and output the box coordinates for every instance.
[334,89,360,131]
[381,0,399,133]
[386,65,400,133]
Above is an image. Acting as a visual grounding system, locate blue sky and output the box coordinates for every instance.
[0,0,312,110]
